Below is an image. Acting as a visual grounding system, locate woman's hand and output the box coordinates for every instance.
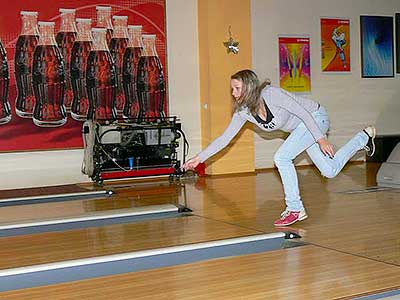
[317,137,335,158]
[182,155,201,171]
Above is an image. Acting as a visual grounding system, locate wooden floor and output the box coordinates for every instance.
[0,184,181,223]
[0,216,258,269]
[1,162,400,299]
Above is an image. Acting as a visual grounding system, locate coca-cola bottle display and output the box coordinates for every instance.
[96,6,113,47]
[14,11,39,118]
[122,25,143,120]
[56,8,77,113]
[0,39,10,125]
[137,34,166,121]
[109,15,128,116]
[32,21,66,127]
[86,28,117,121]
[70,18,92,121]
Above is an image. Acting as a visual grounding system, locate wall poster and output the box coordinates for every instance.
[278,35,311,93]
[360,15,394,78]
[320,17,350,72]
[0,0,167,152]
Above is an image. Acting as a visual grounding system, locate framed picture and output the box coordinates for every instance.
[396,13,400,74]
[278,35,311,93]
[360,15,394,78]
[0,0,167,152]
[320,17,350,72]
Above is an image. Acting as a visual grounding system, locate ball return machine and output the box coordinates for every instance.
[81,117,189,185]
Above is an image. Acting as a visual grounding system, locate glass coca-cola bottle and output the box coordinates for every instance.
[86,28,116,121]
[32,21,66,127]
[0,39,10,125]
[56,8,77,113]
[70,18,92,121]
[109,16,128,116]
[96,6,113,47]
[137,34,166,121]
[14,11,39,118]
[122,25,143,120]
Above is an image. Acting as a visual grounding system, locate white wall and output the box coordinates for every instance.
[252,0,400,168]
[0,150,89,190]
[166,0,201,160]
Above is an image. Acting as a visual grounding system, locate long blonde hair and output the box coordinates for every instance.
[231,69,270,115]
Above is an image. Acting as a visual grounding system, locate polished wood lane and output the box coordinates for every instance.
[0,182,184,223]
[185,163,400,266]
[0,184,89,200]
[1,162,399,299]
[0,215,259,269]
[0,194,182,224]
[2,245,400,300]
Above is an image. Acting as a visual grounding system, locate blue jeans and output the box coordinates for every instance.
[273,106,369,211]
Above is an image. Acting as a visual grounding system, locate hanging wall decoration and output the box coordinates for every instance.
[278,35,311,93]
[223,26,239,54]
[360,15,394,78]
[320,17,350,72]
[0,0,167,152]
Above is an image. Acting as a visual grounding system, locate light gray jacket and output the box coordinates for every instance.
[198,86,323,163]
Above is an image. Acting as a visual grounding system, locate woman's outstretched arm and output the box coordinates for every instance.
[183,112,247,170]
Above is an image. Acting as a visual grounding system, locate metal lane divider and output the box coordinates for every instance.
[0,190,114,207]
[0,204,189,237]
[0,232,287,292]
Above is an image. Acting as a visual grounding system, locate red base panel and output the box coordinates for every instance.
[101,167,177,180]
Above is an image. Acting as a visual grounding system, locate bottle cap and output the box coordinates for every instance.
[96,6,112,11]
[113,16,128,20]
[142,34,156,39]
[128,25,142,29]
[38,21,55,26]
[59,8,76,13]
[76,18,92,24]
[92,27,107,33]
[20,11,38,16]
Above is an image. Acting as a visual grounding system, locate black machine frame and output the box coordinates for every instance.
[82,116,188,185]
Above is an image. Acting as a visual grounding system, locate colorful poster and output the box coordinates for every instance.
[360,15,394,78]
[0,0,167,152]
[278,36,311,93]
[320,17,350,72]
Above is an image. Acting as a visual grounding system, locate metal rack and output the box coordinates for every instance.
[82,117,187,185]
